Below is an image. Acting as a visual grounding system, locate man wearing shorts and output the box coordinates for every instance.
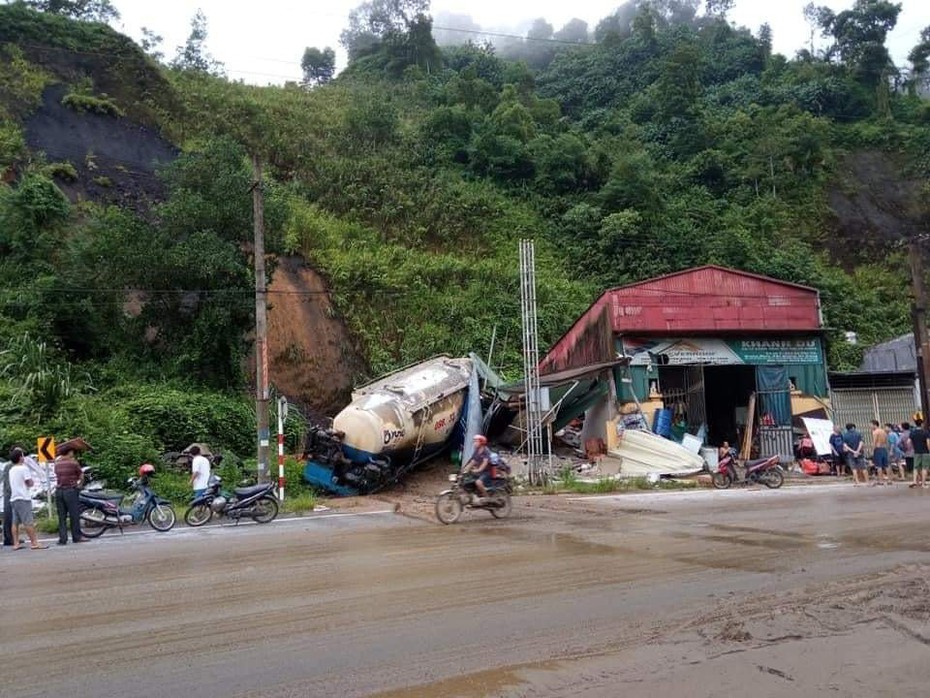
[843,423,868,485]
[909,419,930,488]
[871,420,891,485]
[7,448,47,550]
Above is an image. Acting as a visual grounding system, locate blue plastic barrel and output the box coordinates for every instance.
[653,408,672,438]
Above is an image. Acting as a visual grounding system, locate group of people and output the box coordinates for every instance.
[827,419,930,487]
[3,442,213,552]
[2,441,87,551]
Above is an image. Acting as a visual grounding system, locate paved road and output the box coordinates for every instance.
[3,484,930,697]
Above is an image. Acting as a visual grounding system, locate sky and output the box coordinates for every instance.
[107,0,928,84]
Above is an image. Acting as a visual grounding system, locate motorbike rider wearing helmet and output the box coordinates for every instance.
[464,434,495,500]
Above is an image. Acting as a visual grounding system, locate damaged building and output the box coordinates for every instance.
[539,266,831,462]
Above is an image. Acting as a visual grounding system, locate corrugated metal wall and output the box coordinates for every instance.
[831,387,917,450]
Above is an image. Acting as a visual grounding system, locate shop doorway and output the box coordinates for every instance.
[656,365,706,438]
[704,365,756,447]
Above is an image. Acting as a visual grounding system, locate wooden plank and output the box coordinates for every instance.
[741,392,756,460]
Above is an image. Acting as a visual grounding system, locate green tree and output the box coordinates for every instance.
[527,18,553,41]
[654,40,705,155]
[809,0,901,90]
[594,1,640,42]
[649,0,700,26]
[24,0,119,22]
[140,26,164,62]
[704,0,734,18]
[553,18,589,44]
[0,173,70,263]
[301,46,336,86]
[758,22,773,63]
[171,10,225,76]
[340,0,430,60]
[907,26,930,95]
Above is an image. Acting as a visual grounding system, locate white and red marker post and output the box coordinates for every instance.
[277,396,288,501]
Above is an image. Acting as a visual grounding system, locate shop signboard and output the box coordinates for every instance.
[623,337,822,366]
[733,339,822,365]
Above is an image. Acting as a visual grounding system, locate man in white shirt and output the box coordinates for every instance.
[188,445,211,498]
[8,448,47,550]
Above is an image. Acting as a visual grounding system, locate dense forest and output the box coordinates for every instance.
[0,0,928,485]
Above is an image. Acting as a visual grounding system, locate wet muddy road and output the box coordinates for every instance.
[3,485,930,697]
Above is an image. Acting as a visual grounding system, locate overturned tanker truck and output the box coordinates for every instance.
[303,356,477,495]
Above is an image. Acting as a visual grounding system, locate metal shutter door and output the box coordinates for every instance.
[830,387,917,450]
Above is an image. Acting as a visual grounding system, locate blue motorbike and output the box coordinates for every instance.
[78,475,177,537]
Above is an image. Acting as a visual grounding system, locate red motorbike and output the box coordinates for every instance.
[712,450,784,490]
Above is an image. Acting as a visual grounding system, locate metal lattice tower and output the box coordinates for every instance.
[519,239,545,485]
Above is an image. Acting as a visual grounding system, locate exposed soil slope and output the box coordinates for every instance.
[266,256,365,416]
[24,87,366,409]
[826,150,929,265]
[25,84,178,212]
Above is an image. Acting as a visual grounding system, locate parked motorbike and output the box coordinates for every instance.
[435,457,513,524]
[712,452,784,490]
[183,475,279,526]
[79,468,177,537]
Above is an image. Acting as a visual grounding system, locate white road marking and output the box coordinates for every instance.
[36,509,398,543]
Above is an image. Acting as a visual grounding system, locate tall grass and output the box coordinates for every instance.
[281,491,317,514]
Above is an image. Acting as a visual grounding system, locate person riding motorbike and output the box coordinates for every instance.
[463,434,494,501]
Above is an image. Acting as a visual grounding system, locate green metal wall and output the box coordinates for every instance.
[616,362,828,402]
[615,365,651,402]
[788,363,828,398]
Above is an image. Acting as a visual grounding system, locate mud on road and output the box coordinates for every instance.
[2,484,930,698]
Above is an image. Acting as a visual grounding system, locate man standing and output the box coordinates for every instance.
[909,419,930,488]
[900,422,914,475]
[829,425,846,477]
[189,446,211,498]
[8,448,47,550]
[53,443,85,545]
[843,423,867,485]
[871,419,891,485]
[2,455,13,546]
[887,424,905,480]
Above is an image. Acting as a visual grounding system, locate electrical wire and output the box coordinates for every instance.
[0,283,822,301]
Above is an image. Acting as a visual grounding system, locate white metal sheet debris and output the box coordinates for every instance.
[608,429,705,477]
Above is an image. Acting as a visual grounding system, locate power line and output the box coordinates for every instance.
[0,18,591,81]
[0,283,825,301]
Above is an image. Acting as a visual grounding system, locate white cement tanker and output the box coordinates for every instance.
[303,356,473,494]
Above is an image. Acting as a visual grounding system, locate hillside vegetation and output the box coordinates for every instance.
[0,0,928,483]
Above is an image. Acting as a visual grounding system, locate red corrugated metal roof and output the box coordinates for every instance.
[540,266,822,374]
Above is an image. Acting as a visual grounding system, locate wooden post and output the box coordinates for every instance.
[740,392,756,461]
[253,154,269,483]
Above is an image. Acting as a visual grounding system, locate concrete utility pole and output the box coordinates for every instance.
[252,154,270,483]
[909,241,930,422]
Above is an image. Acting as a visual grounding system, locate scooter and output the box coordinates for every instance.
[79,474,177,536]
[712,452,784,490]
[183,475,279,526]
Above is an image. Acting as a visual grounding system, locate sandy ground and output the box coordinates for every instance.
[2,484,930,697]
[368,457,462,520]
